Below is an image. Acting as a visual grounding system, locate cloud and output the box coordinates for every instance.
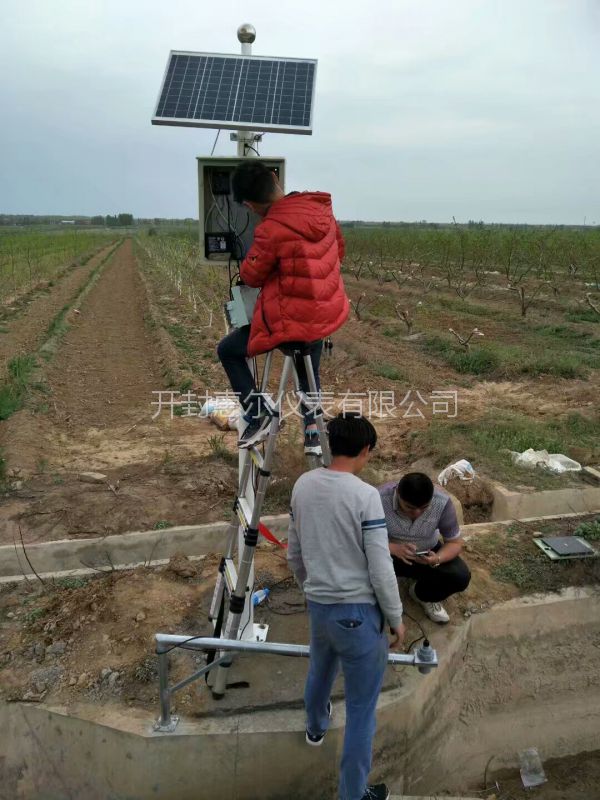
[0,0,599,222]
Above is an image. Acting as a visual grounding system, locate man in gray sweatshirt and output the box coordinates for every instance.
[288,413,404,800]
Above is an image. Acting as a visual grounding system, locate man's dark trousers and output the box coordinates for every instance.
[391,544,470,603]
[217,325,323,421]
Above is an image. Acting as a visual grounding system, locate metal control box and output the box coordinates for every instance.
[197,156,285,260]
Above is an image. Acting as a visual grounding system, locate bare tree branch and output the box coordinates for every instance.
[448,327,484,351]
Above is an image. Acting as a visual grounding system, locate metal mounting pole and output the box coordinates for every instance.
[153,634,439,732]
[236,24,257,158]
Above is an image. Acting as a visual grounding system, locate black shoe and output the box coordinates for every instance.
[305,700,332,746]
[362,785,390,800]
[238,413,271,448]
[303,429,322,456]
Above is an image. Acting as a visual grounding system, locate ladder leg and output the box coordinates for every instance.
[211,356,295,697]
[259,350,273,393]
[208,520,237,622]
[302,352,331,466]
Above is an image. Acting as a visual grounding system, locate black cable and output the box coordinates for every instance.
[225,194,246,261]
[405,634,425,654]
[210,129,221,156]
[156,633,210,657]
[238,579,255,640]
[403,610,427,640]
[238,210,251,237]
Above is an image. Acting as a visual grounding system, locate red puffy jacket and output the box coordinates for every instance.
[239,191,349,357]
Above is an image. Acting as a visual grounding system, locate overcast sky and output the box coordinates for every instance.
[1,0,599,223]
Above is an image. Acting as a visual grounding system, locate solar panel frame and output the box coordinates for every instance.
[152,50,318,135]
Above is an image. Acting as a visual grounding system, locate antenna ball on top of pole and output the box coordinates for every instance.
[237,24,256,44]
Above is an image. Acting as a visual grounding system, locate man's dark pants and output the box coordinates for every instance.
[217,325,323,422]
[391,543,471,603]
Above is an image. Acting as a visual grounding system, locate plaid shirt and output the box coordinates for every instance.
[378,483,460,552]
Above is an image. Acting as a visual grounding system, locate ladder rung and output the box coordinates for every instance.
[224,558,237,594]
[236,497,253,530]
[248,447,264,470]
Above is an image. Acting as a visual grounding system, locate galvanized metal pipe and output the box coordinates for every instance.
[157,651,171,728]
[155,634,438,668]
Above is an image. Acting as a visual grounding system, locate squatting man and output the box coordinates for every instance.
[379,471,471,623]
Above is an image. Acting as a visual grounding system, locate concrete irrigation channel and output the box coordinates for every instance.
[1,512,599,798]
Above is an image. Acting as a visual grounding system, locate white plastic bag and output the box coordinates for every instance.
[510,448,581,474]
[438,459,476,486]
[200,397,240,431]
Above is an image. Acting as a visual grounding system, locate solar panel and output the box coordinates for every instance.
[541,536,595,556]
[152,51,317,134]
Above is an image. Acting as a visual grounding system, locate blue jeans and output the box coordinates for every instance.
[305,601,388,800]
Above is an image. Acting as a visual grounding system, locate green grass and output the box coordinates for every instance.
[567,308,600,323]
[0,229,114,304]
[0,450,7,490]
[574,518,600,541]
[420,411,600,488]
[54,576,88,590]
[372,362,407,381]
[207,434,233,460]
[0,354,38,420]
[423,334,595,378]
[24,607,46,625]
[164,323,195,359]
[492,553,570,592]
[534,325,600,348]
[424,336,500,374]
[438,296,506,320]
[382,326,402,338]
[45,303,70,339]
[517,353,588,379]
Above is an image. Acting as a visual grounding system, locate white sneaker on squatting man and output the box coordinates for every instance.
[409,583,450,624]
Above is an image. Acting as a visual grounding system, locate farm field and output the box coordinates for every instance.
[0,224,599,548]
[0,228,116,305]
[0,223,599,800]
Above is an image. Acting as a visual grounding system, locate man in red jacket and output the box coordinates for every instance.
[217,161,349,451]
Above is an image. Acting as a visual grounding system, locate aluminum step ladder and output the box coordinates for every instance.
[207,342,330,698]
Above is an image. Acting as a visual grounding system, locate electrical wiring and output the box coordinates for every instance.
[225,194,248,260]
[401,610,428,653]
[403,610,427,640]
[210,129,221,156]
[155,629,210,657]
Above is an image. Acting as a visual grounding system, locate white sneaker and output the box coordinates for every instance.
[409,583,450,624]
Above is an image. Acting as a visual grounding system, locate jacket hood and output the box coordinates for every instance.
[265,191,334,242]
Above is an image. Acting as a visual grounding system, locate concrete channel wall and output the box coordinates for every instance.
[490,481,600,521]
[0,514,289,582]
[1,588,599,799]
[2,508,598,584]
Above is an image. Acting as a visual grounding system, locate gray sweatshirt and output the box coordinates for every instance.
[287,468,403,628]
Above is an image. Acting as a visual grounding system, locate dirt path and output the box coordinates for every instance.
[45,238,163,430]
[0,240,237,545]
[0,242,115,370]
